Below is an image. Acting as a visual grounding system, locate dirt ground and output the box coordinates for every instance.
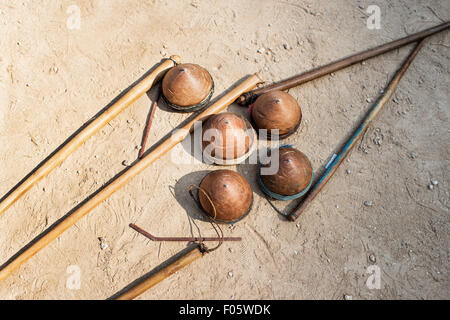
[0,0,449,300]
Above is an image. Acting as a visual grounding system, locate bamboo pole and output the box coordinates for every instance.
[237,21,449,105]
[114,245,204,300]
[0,73,263,282]
[288,39,426,222]
[0,55,181,217]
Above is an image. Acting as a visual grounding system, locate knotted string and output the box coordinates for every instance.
[188,185,224,253]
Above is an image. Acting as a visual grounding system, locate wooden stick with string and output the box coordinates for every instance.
[288,39,426,222]
[114,183,238,300]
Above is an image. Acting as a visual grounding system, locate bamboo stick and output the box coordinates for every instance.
[0,73,263,282]
[288,39,426,222]
[114,245,204,300]
[0,55,181,217]
[237,21,449,105]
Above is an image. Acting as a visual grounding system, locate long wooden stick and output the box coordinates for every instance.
[113,245,204,300]
[0,55,181,217]
[288,39,426,222]
[237,21,449,105]
[0,73,263,282]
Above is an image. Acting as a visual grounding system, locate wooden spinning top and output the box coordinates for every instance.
[251,90,301,138]
[198,170,253,223]
[202,112,256,164]
[162,63,213,111]
[260,147,312,198]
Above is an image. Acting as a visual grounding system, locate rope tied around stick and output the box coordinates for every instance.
[188,184,224,253]
[168,56,180,66]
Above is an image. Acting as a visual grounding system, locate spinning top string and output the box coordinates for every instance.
[188,185,224,253]
[168,56,180,66]
[188,185,217,220]
[263,193,289,218]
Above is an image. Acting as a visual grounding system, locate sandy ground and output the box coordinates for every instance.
[0,0,449,300]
